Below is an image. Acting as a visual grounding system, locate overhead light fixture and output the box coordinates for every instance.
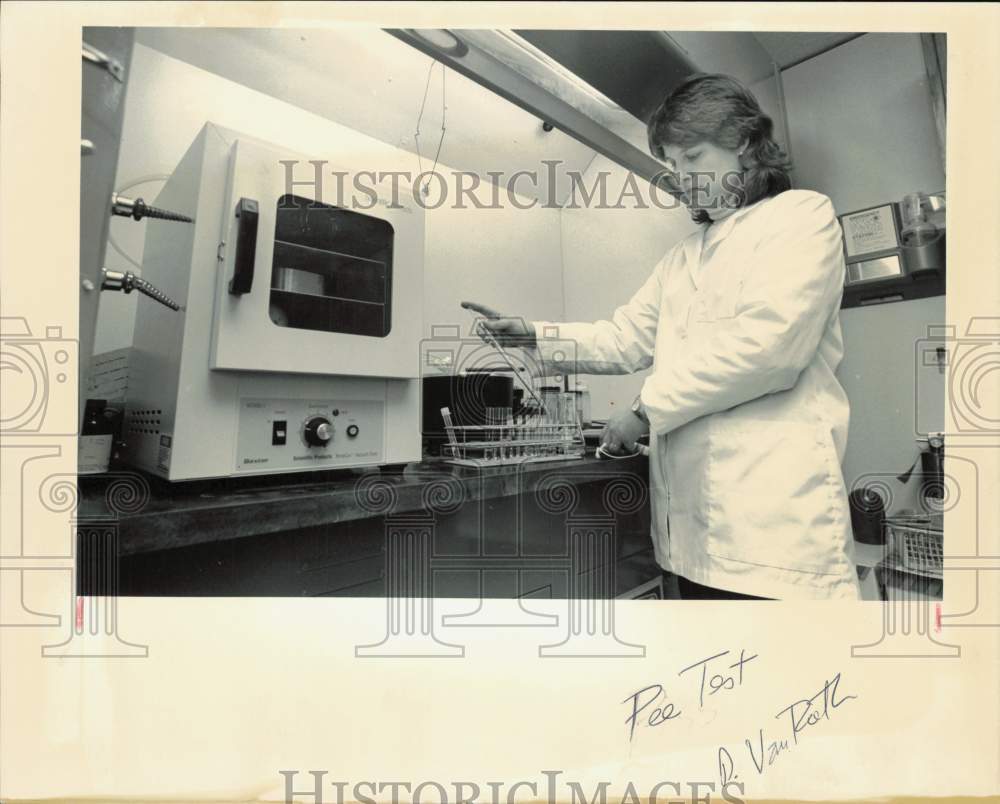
[405,29,468,58]
[494,30,623,111]
[387,28,673,188]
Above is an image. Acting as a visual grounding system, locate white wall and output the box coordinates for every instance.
[424,196,564,337]
[782,33,945,213]
[838,296,946,512]
[748,73,789,156]
[93,44,565,355]
[132,28,597,208]
[668,32,775,85]
[782,33,947,513]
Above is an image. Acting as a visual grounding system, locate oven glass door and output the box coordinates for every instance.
[209,136,422,378]
[269,194,393,337]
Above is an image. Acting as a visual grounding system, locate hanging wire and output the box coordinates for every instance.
[414,61,447,197]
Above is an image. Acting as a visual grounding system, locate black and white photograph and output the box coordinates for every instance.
[2,4,998,804]
[74,26,948,602]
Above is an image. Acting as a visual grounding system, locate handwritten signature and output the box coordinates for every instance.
[623,649,758,741]
[718,671,857,785]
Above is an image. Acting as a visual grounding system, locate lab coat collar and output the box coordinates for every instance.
[683,197,769,288]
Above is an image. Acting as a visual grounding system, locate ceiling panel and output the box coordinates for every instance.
[752,32,864,69]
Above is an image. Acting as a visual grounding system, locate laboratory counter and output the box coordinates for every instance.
[77,455,661,598]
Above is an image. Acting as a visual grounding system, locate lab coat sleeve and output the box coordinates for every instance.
[530,253,669,375]
[641,191,846,435]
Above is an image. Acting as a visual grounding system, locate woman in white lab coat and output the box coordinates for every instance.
[465,74,860,600]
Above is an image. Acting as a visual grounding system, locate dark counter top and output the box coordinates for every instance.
[80,455,650,556]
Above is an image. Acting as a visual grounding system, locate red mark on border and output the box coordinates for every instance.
[934,603,942,632]
[76,596,84,631]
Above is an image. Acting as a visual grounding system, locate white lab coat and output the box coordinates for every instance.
[533,189,861,599]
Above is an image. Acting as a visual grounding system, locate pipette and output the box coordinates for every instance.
[470,316,547,413]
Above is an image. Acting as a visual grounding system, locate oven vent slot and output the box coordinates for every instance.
[127,408,162,435]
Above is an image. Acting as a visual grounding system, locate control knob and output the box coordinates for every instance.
[303,416,333,447]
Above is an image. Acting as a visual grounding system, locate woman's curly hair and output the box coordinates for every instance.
[647,73,792,224]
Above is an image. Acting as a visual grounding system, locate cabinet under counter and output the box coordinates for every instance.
[77,456,660,598]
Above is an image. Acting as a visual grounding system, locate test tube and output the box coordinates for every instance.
[441,407,458,445]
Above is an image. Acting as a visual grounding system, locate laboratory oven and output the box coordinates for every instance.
[122,123,423,481]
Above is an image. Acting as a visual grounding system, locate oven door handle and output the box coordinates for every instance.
[228,197,259,295]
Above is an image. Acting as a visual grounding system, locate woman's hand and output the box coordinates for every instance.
[601,408,650,455]
[461,301,537,348]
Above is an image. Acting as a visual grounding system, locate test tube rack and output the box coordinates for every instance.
[440,405,585,467]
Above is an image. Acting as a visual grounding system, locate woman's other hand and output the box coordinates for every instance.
[600,408,650,455]
[461,301,537,348]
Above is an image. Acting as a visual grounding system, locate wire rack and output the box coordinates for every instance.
[886,514,943,579]
[440,405,585,467]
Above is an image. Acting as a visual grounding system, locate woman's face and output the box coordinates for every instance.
[660,140,744,219]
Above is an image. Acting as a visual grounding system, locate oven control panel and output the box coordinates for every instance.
[235,397,384,472]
